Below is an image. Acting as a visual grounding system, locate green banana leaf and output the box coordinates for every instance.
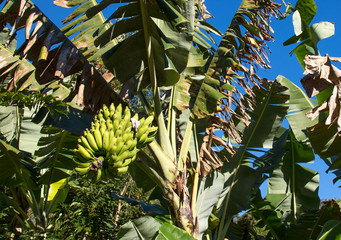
[0,0,117,112]
[117,216,161,240]
[215,80,289,238]
[317,220,341,240]
[266,130,320,223]
[35,126,78,185]
[282,0,334,68]
[100,0,192,90]
[276,75,317,141]
[195,170,225,239]
[0,106,22,148]
[0,139,36,189]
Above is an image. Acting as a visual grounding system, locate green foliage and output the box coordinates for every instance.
[50,177,146,239]
[0,0,340,239]
[0,89,67,117]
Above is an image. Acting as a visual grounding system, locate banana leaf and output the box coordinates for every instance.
[0,139,36,189]
[35,126,78,185]
[215,79,289,238]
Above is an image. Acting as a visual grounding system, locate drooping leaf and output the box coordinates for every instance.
[35,126,78,185]
[283,0,334,68]
[301,55,341,159]
[295,0,317,27]
[117,216,161,240]
[276,75,317,141]
[323,156,341,185]
[98,0,193,91]
[311,22,335,47]
[214,80,289,238]
[0,0,119,112]
[317,220,341,240]
[195,170,225,239]
[267,131,320,222]
[0,139,36,189]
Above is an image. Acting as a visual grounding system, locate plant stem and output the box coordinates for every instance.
[147,141,176,184]
[139,0,174,160]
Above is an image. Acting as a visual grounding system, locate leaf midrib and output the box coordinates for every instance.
[218,83,276,239]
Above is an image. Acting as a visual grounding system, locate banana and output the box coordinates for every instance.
[122,108,131,126]
[122,131,133,143]
[85,131,99,152]
[115,140,125,155]
[97,113,104,121]
[92,121,100,129]
[111,159,123,168]
[115,126,124,138]
[112,157,132,168]
[94,169,102,182]
[75,166,89,175]
[109,103,115,116]
[116,148,138,162]
[94,129,103,150]
[138,117,145,127]
[108,137,117,154]
[108,129,115,144]
[100,125,107,135]
[110,153,118,163]
[124,106,131,118]
[73,158,91,167]
[123,122,132,135]
[136,124,149,139]
[117,140,132,156]
[137,132,148,147]
[113,119,120,132]
[144,115,154,127]
[132,113,138,120]
[148,126,158,137]
[102,105,110,119]
[116,166,129,174]
[106,119,113,129]
[102,131,110,152]
[144,136,155,145]
[78,136,94,153]
[114,104,122,119]
[77,144,94,161]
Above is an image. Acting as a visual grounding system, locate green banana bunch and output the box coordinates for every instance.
[135,115,158,148]
[74,103,157,182]
[74,157,104,182]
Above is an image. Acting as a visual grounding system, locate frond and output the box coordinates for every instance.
[35,126,78,184]
[0,0,119,112]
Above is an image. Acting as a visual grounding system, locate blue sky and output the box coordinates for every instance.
[31,0,340,200]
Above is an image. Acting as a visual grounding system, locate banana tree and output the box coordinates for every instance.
[0,0,284,237]
[0,0,339,239]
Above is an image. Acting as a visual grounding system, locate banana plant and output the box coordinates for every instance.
[0,110,78,235]
[0,0,285,238]
[1,0,339,239]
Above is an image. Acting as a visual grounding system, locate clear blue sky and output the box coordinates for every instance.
[31,0,340,200]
